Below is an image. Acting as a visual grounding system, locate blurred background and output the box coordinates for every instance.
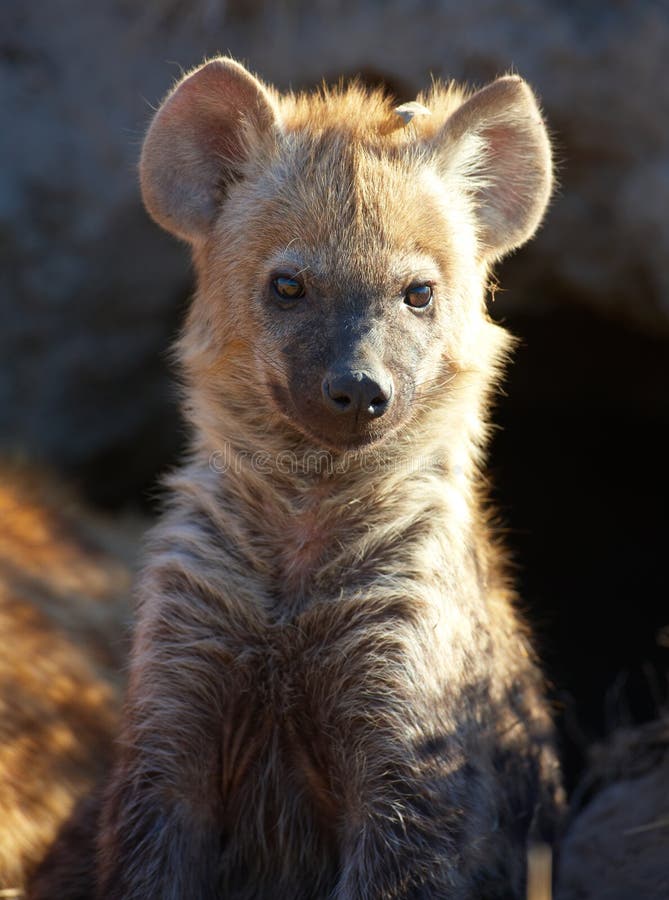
[1,0,668,791]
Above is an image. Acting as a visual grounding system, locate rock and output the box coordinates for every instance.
[557,718,669,900]
[2,0,668,498]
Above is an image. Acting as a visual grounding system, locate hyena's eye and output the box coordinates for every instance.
[404,284,433,310]
[271,275,306,305]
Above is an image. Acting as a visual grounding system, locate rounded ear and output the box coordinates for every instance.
[140,58,279,244]
[435,76,552,262]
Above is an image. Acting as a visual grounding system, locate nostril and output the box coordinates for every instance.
[323,378,353,411]
[331,390,352,410]
[367,382,392,416]
[369,393,387,412]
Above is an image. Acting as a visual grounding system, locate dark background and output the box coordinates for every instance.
[2,0,668,789]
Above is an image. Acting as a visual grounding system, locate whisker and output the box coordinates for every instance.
[246,342,290,380]
[416,372,460,399]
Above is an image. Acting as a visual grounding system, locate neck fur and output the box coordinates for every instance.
[171,319,509,603]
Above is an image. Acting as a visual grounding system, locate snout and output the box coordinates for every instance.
[273,339,407,450]
[322,369,393,420]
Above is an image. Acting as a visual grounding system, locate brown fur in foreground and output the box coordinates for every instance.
[0,464,138,892]
[33,59,563,898]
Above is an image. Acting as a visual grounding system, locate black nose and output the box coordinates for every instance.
[322,370,393,418]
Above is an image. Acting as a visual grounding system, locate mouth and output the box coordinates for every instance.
[269,382,401,453]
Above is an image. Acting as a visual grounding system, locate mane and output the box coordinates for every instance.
[277,80,468,144]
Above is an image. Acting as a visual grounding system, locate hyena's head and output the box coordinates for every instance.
[140,59,551,452]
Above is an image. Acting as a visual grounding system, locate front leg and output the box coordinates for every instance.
[96,598,229,900]
[98,776,221,900]
[334,760,488,900]
[312,603,556,899]
[333,709,557,900]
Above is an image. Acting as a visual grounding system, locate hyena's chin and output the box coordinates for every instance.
[305,425,399,454]
[284,411,403,454]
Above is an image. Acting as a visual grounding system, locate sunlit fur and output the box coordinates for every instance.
[38,60,562,899]
[0,463,136,893]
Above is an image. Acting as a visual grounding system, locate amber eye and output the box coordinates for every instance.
[271,275,305,304]
[404,284,433,309]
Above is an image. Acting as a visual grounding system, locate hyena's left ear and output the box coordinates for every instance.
[140,58,279,244]
[434,76,552,262]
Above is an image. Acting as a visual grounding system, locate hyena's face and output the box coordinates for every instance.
[257,239,437,451]
[207,141,474,451]
[139,59,552,449]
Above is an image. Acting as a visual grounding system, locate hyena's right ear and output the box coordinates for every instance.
[140,58,279,244]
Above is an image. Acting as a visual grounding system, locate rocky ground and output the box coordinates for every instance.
[557,718,669,899]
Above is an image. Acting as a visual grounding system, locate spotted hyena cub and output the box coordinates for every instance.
[75,58,562,898]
